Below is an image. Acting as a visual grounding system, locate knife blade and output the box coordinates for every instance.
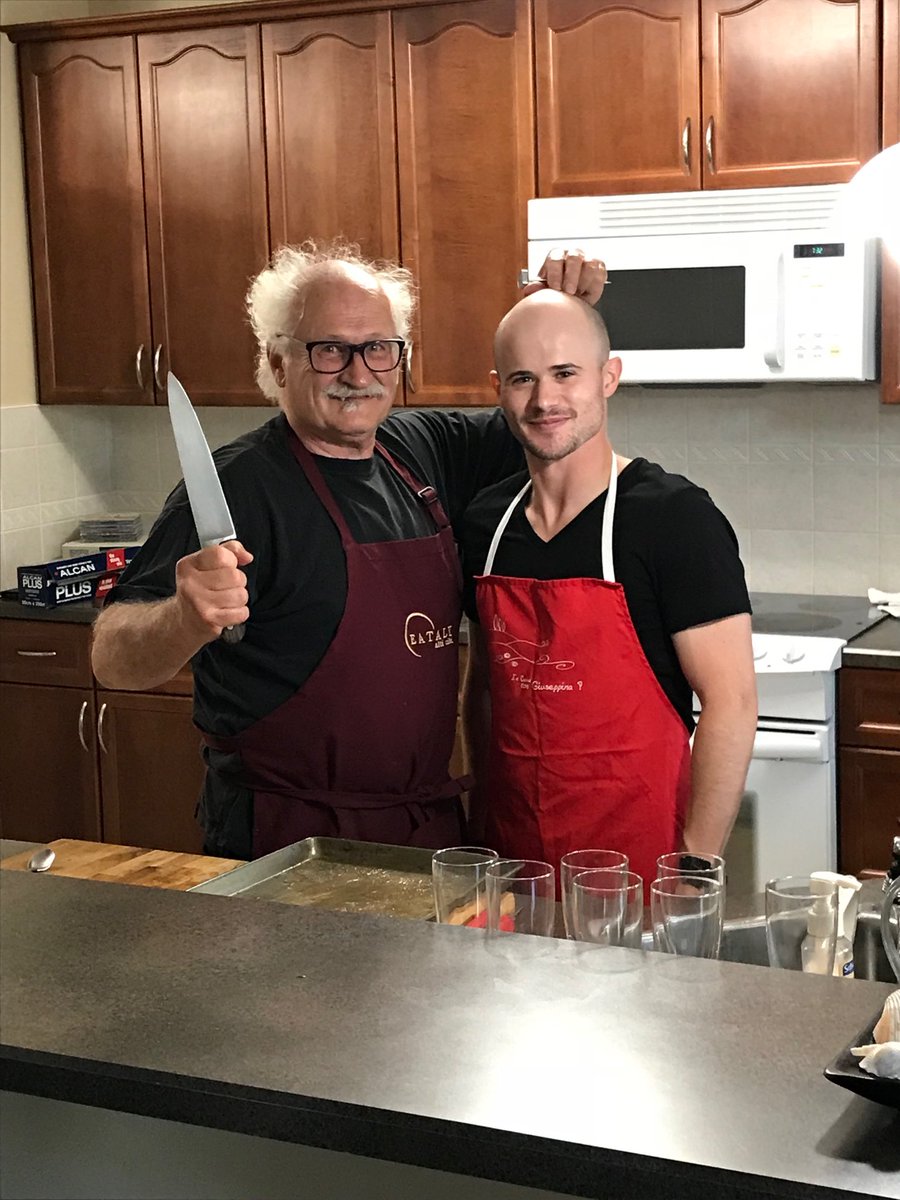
[166,372,245,644]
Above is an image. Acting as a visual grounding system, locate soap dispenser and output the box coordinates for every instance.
[811,871,862,978]
[800,876,838,975]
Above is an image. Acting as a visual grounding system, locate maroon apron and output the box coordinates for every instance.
[204,429,468,858]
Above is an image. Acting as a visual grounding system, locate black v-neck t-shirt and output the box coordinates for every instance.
[460,458,751,731]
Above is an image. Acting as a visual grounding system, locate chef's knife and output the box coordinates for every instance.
[166,371,245,645]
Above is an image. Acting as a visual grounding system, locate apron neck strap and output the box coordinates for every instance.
[483,447,619,581]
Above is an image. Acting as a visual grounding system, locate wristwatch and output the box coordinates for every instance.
[679,853,713,874]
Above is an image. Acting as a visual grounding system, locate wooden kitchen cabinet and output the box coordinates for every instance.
[393,0,534,406]
[96,690,206,854]
[882,0,900,406]
[838,667,900,877]
[535,0,880,196]
[20,27,269,407]
[19,37,152,405]
[0,619,205,853]
[262,13,398,261]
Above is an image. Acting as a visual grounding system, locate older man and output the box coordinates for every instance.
[460,291,757,892]
[91,243,604,860]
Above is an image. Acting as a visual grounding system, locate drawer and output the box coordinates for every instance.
[0,619,93,687]
[839,667,900,751]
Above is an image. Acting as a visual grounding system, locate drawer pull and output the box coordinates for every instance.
[77,700,89,752]
[97,702,109,754]
[16,650,58,657]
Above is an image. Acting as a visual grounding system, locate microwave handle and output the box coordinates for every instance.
[763,252,785,371]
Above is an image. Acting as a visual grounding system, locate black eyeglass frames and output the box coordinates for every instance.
[281,337,406,374]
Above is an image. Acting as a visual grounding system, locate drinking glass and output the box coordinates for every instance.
[650,875,724,959]
[656,852,726,887]
[765,875,838,973]
[431,846,499,926]
[572,870,644,948]
[560,849,628,939]
[486,860,555,937]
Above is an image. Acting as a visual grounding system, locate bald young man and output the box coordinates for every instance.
[460,292,757,893]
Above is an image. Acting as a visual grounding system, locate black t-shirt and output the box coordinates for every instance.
[109,407,523,736]
[461,458,751,731]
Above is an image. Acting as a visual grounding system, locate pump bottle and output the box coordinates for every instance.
[800,877,838,975]
[811,871,862,978]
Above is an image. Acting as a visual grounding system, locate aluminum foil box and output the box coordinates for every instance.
[17,546,140,608]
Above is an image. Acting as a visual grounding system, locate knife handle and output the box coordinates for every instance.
[220,623,245,645]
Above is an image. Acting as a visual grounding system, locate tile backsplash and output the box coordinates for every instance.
[1,385,898,594]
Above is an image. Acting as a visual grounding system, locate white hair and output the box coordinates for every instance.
[246,240,417,403]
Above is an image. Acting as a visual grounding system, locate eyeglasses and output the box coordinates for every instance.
[282,337,406,374]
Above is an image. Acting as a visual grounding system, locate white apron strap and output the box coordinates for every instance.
[483,448,619,579]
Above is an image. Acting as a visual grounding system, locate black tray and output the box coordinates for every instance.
[824,1010,900,1109]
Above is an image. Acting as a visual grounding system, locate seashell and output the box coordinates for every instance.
[874,988,900,1044]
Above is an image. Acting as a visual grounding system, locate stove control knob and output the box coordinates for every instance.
[783,646,805,665]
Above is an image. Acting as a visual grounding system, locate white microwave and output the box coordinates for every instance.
[527,185,877,384]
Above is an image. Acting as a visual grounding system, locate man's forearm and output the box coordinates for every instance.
[682,695,757,857]
[91,597,208,691]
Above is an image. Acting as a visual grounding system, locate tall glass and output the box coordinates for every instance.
[571,870,644,948]
[560,849,628,938]
[765,875,838,973]
[431,846,499,926]
[486,860,555,937]
[650,875,724,959]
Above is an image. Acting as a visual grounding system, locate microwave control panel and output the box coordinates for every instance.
[785,243,854,371]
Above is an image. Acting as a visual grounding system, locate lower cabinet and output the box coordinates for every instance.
[838,666,900,877]
[0,618,205,853]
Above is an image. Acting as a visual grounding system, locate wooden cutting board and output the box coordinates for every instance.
[0,838,245,890]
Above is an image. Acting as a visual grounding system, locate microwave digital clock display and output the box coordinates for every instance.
[596,266,746,352]
[794,243,844,258]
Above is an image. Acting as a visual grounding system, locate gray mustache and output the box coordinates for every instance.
[325,382,388,400]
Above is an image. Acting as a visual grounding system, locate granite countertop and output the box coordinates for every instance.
[1,868,897,1199]
[843,616,900,671]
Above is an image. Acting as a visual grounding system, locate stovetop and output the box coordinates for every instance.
[750,592,885,644]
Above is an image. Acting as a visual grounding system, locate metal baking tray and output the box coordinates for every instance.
[189,837,436,921]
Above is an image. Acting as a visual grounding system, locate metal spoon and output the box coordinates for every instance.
[27,847,55,873]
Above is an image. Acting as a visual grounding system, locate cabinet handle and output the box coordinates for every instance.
[136,343,147,390]
[404,342,417,395]
[97,702,109,754]
[77,700,90,752]
[681,117,691,170]
[153,344,165,390]
[705,116,715,172]
[16,649,57,657]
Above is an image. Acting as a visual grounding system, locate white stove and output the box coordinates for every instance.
[717,594,885,895]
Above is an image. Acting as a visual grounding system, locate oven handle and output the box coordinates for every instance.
[752,727,830,763]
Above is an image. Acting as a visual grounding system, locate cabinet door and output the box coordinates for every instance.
[839,747,900,877]
[394,0,534,406]
[0,683,100,842]
[19,38,153,406]
[97,690,206,854]
[535,0,701,195]
[138,27,270,406]
[882,0,899,405]
[701,0,879,189]
[263,13,398,260]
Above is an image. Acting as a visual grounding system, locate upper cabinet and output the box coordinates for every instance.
[535,0,880,196]
[882,0,899,406]
[535,0,702,195]
[262,13,398,260]
[20,38,151,405]
[20,27,269,407]
[393,0,534,406]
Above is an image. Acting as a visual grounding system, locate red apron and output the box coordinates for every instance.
[205,429,468,858]
[475,449,691,897]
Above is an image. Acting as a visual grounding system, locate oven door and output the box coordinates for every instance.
[723,720,836,897]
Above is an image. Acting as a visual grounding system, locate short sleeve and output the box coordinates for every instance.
[653,486,751,635]
[104,488,199,606]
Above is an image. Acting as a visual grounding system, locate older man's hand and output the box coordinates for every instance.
[525,248,607,305]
